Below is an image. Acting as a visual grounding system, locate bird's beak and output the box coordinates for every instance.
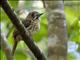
[38,13,43,17]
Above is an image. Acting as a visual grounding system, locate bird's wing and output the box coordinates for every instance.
[22,20,31,28]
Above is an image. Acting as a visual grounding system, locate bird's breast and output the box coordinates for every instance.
[33,20,40,31]
[27,20,40,34]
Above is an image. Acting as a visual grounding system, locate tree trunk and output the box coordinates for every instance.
[42,0,67,60]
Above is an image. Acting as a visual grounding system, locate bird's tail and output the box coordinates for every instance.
[12,30,21,56]
[12,41,18,56]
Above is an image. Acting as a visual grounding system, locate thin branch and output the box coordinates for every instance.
[1,33,14,60]
[1,0,47,60]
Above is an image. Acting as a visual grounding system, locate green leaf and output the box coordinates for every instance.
[0,50,6,60]
[68,53,76,60]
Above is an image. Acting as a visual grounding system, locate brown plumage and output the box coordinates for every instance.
[12,11,43,55]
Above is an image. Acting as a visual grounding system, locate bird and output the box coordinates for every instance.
[12,11,43,55]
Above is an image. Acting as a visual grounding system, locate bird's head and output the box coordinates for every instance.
[26,11,43,21]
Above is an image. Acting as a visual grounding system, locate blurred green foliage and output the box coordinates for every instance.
[65,6,80,43]
[0,0,80,60]
[68,53,76,60]
[64,1,80,60]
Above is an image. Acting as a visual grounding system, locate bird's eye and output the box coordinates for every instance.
[32,14,39,20]
[31,13,35,18]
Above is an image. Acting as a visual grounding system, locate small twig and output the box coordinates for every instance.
[1,0,47,60]
[1,33,14,60]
